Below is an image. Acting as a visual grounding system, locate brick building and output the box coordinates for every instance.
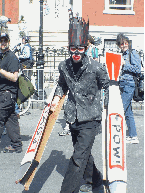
[0,0,144,57]
[81,0,144,54]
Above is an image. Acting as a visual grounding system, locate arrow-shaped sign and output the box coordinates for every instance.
[106,52,122,81]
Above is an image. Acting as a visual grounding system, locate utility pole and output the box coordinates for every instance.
[36,0,45,100]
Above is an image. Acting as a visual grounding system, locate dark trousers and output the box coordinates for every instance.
[60,120,101,193]
[0,91,22,148]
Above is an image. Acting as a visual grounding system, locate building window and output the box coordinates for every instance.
[104,39,132,53]
[104,39,119,53]
[103,0,135,15]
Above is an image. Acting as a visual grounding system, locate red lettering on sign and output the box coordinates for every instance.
[109,113,125,170]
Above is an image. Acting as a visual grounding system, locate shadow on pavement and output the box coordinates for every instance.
[0,134,11,150]
[21,135,32,141]
[0,134,32,153]
[56,118,66,129]
[22,150,69,193]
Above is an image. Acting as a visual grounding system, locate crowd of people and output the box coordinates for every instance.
[0,11,143,193]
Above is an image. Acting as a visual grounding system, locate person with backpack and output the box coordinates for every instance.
[116,33,141,144]
[86,34,98,61]
[19,36,34,80]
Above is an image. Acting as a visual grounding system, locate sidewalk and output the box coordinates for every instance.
[0,107,143,193]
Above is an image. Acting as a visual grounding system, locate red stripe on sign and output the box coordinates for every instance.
[109,113,125,170]
[27,148,36,153]
[27,104,50,153]
[27,116,43,153]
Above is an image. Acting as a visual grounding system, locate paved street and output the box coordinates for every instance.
[0,104,144,193]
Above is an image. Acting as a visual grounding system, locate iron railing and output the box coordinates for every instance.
[23,47,144,110]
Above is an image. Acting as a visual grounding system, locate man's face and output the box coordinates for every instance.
[70,46,85,63]
[120,41,129,52]
[87,40,91,47]
[0,37,9,52]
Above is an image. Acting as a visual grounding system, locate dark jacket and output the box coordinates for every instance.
[55,56,109,123]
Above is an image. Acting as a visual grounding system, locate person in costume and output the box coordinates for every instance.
[50,12,109,193]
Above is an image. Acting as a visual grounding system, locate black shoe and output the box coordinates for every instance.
[3,145,22,153]
[79,178,103,193]
[92,177,103,189]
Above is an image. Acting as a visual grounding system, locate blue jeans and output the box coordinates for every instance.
[119,79,137,137]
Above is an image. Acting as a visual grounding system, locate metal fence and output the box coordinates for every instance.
[33,47,144,84]
[34,47,144,68]
[23,69,144,111]
[23,69,46,101]
[34,47,69,82]
[24,47,144,109]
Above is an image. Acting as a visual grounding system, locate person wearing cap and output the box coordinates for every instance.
[0,33,22,153]
[116,33,141,144]
[50,12,109,193]
[85,34,98,61]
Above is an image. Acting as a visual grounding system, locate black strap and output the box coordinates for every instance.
[122,71,134,76]
[129,49,132,64]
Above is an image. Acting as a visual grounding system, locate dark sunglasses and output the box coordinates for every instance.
[0,39,8,43]
[70,46,85,53]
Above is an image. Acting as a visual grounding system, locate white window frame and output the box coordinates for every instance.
[103,0,135,15]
